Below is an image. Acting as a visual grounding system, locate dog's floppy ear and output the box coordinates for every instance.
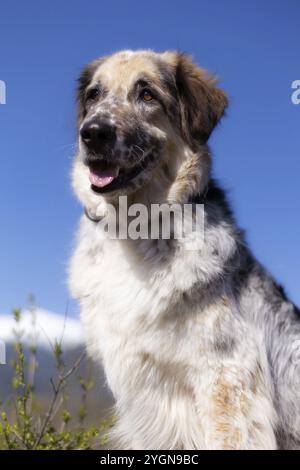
[77,58,105,123]
[175,53,228,145]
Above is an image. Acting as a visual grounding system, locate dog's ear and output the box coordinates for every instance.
[77,58,105,123]
[175,53,228,145]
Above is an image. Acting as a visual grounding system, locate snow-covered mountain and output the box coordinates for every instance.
[0,308,84,350]
[0,309,113,419]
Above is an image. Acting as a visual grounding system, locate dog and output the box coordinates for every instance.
[69,50,300,449]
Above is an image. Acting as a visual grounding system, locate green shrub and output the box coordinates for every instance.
[0,308,115,450]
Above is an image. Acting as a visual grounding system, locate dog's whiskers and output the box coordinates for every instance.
[132,145,146,164]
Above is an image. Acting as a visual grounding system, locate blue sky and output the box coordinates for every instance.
[0,0,299,316]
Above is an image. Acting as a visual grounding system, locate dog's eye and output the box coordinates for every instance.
[140,89,154,102]
[86,87,100,102]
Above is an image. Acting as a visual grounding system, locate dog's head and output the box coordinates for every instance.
[73,50,228,205]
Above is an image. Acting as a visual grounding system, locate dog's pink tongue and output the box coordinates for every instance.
[89,166,119,188]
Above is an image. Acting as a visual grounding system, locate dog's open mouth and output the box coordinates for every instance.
[88,154,153,194]
[89,163,120,189]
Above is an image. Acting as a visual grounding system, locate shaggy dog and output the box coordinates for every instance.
[69,50,300,449]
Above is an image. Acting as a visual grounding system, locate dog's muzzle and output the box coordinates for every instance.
[80,119,155,194]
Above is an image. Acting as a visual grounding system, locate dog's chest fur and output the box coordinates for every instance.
[69,211,278,449]
[71,215,217,365]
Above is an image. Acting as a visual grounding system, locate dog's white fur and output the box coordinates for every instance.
[70,212,277,450]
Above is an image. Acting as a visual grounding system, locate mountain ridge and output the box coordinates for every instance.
[0,308,84,349]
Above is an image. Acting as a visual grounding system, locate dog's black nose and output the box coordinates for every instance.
[80,121,116,153]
